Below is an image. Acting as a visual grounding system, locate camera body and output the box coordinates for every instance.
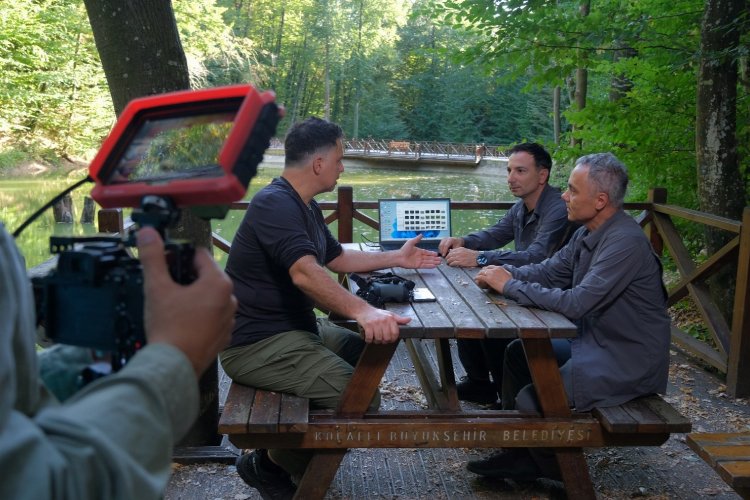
[32,84,282,370]
[33,232,195,370]
[351,272,415,307]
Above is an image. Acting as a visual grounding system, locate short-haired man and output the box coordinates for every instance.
[438,143,572,405]
[470,153,671,481]
[221,117,442,498]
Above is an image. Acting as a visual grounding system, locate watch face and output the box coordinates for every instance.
[477,253,488,266]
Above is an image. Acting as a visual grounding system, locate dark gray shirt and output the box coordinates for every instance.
[503,210,671,411]
[226,177,343,347]
[462,183,571,266]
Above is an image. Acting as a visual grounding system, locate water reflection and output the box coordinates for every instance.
[2,161,512,269]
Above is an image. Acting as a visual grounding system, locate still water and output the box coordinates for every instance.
[1,158,511,269]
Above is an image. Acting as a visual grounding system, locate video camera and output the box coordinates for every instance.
[31,84,282,371]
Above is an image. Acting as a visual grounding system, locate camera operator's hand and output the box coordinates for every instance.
[355,306,409,344]
[137,227,236,378]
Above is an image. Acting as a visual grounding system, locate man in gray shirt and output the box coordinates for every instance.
[438,143,572,405]
[468,152,671,481]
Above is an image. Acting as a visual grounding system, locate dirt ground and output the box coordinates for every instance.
[164,345,749,500]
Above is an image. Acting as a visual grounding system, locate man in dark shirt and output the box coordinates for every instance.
[469,152,671,482]
[438,143,572,405]
[222,117,441,498]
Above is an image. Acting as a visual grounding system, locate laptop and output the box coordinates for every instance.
[378,198,452,251]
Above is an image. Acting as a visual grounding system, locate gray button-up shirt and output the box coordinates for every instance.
[462,183,572,266]
[502,211,671,411]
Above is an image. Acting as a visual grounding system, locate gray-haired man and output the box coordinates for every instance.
[470,153,671,481]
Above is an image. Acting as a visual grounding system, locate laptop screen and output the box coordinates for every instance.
[378,198,452,249]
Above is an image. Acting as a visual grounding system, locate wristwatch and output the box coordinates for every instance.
[476,252,488,267]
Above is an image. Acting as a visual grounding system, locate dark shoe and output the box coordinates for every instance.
[235,449,296,500]
[457,377,498,404]
[466,449,543,481]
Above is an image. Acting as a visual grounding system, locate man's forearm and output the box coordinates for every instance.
[292,257,371,318]
[327,249,403,273]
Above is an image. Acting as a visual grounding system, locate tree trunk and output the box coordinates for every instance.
[610,47,638,102]
[83,0,217,447]
[52,194,74,224]
[570,0,590,148]
[695,0,745,321]
[80,196,96,224]
[324,40,331,120]
[82,0,190,116]
[553,85,561,145]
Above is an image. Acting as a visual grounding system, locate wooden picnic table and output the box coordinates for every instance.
[221,243,690,500]
[294,243,587,497]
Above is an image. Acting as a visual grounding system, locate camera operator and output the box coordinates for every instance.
[0,223,236,500]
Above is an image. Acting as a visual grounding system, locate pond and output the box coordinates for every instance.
[1,156,512,269]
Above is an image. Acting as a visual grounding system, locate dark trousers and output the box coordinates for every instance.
[501,338,573,478]
[457,338,512,394]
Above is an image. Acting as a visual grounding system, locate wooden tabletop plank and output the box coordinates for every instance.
[417,264,486,338]
[459,266,577,339]
[439,265,518,338]
[384,297,425,337]
[395,267,455,338]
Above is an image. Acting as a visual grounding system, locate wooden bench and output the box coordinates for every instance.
[220,384,309,436]
[687,432,750,498]
[219,383,691,499]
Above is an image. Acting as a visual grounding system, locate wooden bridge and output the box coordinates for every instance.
[269,138,505,164]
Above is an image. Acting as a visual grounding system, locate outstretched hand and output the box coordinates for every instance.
[398,234,442,269]
[137,227,236,378]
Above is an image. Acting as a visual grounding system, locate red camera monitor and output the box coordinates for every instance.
[89,84,282,209]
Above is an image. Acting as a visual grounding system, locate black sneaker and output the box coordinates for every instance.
[235,449,296,500]
[466,449,543,481]
[456,377,498,404]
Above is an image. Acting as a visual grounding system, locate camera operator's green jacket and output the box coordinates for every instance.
[0,223,199,500]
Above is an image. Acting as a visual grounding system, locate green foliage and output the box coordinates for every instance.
[0,0,112,159]
[2,0,748,216]
[0,148,28,172]
[423,0,731,209]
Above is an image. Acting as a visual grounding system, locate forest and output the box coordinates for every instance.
[1,0,748,217]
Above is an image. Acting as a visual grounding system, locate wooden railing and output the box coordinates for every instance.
[98,186,750,397]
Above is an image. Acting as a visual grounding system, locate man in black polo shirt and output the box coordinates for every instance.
[438,143,572,406]
[221,117,441,499]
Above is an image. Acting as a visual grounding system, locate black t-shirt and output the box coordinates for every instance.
[225,177,343,347]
